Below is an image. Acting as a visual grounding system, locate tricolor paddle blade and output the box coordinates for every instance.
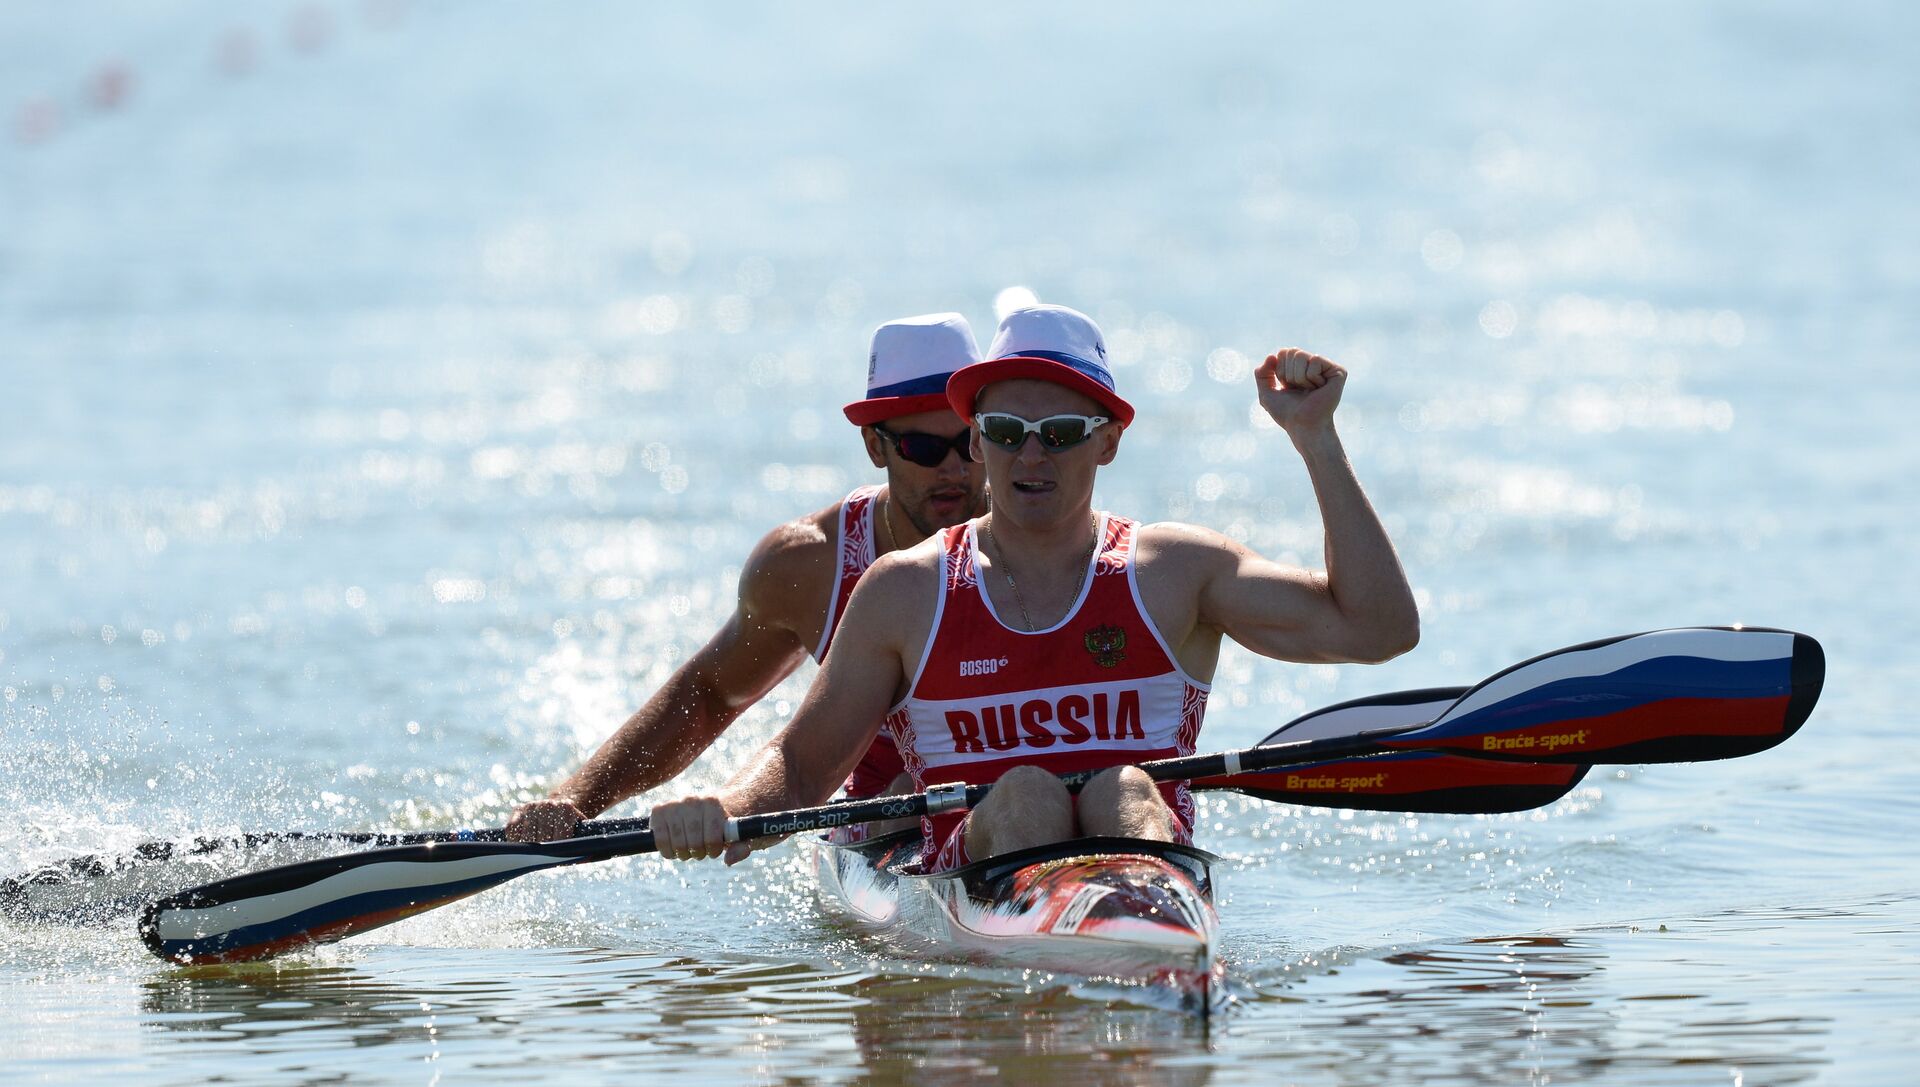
[1386,627,1824,764]
[1190,688,1587,813]
[139,836,631,965]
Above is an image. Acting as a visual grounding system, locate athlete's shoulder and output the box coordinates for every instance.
[833,529,944,654]
[747,501,839,566]
[1134,520,1240,559]
[738,500,845,617]
[1132,520,1252,588]
[855,530,944,593]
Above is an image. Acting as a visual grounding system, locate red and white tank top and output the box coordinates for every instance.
[815,485,905,799]
[885,514,1211,864]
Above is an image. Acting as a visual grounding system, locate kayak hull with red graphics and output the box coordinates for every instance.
[813,831,1220,1013]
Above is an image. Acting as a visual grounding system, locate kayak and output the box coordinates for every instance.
[811,830,1221,1014]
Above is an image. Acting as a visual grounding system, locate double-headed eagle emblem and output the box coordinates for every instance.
[1083,624,1127,668]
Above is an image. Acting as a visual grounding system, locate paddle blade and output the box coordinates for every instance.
[8,817,654,929]
[1196,753,1587,813]
[1261,687,1468,743]
[138,836,632,965]
[1192,688,1586,813]
[1388,627,1824,764]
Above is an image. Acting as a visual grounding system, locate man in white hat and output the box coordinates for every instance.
[506,314,990,841]
[649,304,1419,869]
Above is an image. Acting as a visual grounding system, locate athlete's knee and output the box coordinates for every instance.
[1079,765,1174,840]
[990,764,1072,807]
[1080,765,1157,807]
[968,765,1072,858]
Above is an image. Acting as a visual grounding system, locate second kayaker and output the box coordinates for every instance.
[504,313,988,841]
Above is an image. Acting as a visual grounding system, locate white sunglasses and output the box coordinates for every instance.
[974,412,1110,452]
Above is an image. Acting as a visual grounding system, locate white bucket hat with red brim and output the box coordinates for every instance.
[843,312,982,426]
[945,304,1134,425]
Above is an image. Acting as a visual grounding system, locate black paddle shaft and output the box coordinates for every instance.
[726,728,1415,842]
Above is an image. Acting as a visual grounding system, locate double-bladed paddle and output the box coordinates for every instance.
[1,712,1564,927]
[137,625,1821,965]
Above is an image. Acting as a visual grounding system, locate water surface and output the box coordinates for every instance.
[3,2,1916,1083]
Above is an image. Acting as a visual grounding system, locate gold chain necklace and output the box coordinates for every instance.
[983,513,1098,632]
[879,494,902,554]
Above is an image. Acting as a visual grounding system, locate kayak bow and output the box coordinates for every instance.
[813,831,1220,1014]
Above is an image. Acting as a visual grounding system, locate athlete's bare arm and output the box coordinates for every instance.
[505,507,840,841]
[1136,348,1419,672]
[649,548,938,862]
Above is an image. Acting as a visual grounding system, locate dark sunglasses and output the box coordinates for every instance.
[974,412,1110,452]
[871,424,975,468]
